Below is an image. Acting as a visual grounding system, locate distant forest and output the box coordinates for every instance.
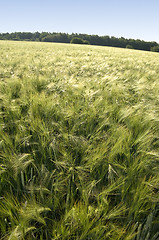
[0,32,159,52]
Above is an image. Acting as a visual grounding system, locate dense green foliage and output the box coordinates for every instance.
[151,45,159,52]
[0,41,159,239]
[70,37,90,44]
[0,31,159,51]
[126,44,133,49]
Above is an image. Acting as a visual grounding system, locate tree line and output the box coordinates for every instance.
[0,31,159,52]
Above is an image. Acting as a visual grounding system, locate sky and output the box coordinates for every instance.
[1,0,159,43]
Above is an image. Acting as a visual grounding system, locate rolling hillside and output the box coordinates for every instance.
[0,41,159,240]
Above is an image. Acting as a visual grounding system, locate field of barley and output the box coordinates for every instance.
[0,40,159,240]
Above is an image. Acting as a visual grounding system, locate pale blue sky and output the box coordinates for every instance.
[1,0,159,42]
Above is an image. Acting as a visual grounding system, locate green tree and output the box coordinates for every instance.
[126,44,133,49]
[150,45,159,52]
[83,39,90,44]
[70,37,84,44]
[70,37,89,45]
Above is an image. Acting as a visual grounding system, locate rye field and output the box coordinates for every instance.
[0,40,159,240]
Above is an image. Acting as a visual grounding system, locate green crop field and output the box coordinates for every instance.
[0,40,159,239]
